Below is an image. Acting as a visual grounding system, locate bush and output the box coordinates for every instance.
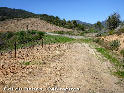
[27,30,37,35]
[93,38,101,43]
[109,40,120,51]
[0,30,46,51]
[120,49,124,57]
[16,31,26,43]
[5,31,15,39]
[118,27,124,33]
[0,31,14,39]
[108,30,115,35]
[37,31,45,39]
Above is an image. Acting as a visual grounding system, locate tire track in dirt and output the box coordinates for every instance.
[0,43,124,93]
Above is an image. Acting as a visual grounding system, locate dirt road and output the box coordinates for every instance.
[46,32,86,39]
[0,43,124,93]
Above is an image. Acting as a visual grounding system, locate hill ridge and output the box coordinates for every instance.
[0,18,72,32]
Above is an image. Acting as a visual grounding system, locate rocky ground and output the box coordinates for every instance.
[0,43,124,93]
[101,33,124,51]
[0,18,72,32]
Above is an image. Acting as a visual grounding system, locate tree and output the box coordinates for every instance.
[62,19,66,26]
[95,21,103,31]
[106,13,121,30]
[72,20,78,27]
[77,24,85,31]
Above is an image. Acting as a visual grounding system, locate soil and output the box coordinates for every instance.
[0,43,124,93]
[101,33,124,51]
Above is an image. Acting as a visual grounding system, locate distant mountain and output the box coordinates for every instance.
[75,20,92,26]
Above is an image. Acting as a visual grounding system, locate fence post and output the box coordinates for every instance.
[27,24,28,30]
[14,41,16,58]
[41,38,43,48]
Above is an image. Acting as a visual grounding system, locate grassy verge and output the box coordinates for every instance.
[95,48,121,67]
[95,46,124,78]
[43,35,75,44]
[77,37,124,78]
[0,30,75,52]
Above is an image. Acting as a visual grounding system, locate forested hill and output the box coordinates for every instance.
[0,7,37,20]
[0,7,89,31]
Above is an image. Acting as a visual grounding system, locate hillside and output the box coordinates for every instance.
[0,7,85,31]
[0,7,37,21]
[0,18,72,32]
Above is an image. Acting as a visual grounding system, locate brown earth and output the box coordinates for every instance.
[0,18,72,32]
[101,33,124,51]
[0,43,124,93]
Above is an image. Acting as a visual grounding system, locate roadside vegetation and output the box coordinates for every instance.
[0,30,75,52]
[75,37,124,78]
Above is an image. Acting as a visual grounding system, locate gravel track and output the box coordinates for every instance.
[0,43,124,93]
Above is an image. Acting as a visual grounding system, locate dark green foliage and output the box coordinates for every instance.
[94,21,103,31]
[109,40,120,51]
[120,49,124,57]
[114,71,124,78]
[93,38,101,43]
[40,14,85,31]
[106,13,121,30]
[37,31,45,39]
[108,30,115,35]
[0,7,37,21]
[0,31,15,40]
[27,30,37,35]
[72,20,78,28]
[5,31,15,39]
[0,30,45,51]
[0,30,75,52]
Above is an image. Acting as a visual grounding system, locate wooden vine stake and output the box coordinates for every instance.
[14,41,16,58]
[41,38,43,48]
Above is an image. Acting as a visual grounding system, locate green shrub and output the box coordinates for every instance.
[16,31,26,36]
[109,40,120,51]
[5,31,15,39]
[27,30,37,35]
[114,71,124,78]
[93,38,101,43]
[0,31,15,39]
[23,61,30,65]
[108,30,115,35]
[118,27,124,33]
[37,31,45,39]
[120,49,124,57]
